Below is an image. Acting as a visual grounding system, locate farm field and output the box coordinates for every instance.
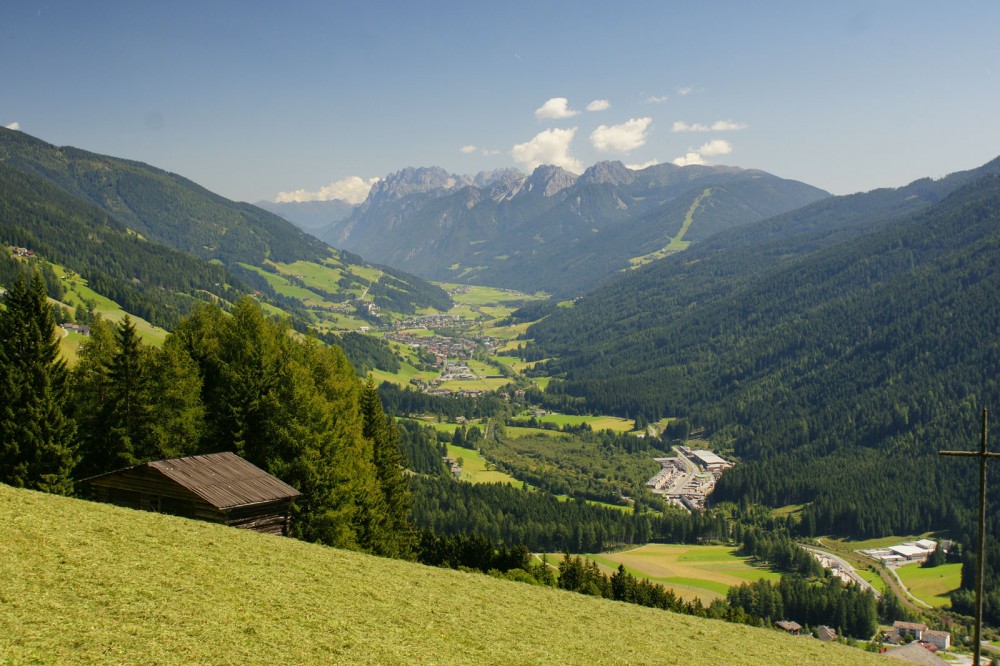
[895,562,961,608]
[577,544,781,602]
[445,444,523,487]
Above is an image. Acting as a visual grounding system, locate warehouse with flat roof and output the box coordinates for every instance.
[689,450,733,471]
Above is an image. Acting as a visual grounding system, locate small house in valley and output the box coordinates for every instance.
[775,620,801,635]
[815,625,837,642]
[82,452,301,536]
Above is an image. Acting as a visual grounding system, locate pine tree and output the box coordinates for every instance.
[0,272,77,493]
[71,316,116,478]
[358,378,415,558]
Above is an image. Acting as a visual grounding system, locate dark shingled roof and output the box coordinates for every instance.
[86,452,301,509]
[148,452,301,509]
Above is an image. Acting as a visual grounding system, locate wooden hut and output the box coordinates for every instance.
[82,452,301,536]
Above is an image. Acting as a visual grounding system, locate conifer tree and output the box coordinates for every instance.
[0,272,76,493]
[358,377,415,558]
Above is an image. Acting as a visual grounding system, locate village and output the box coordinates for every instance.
[645,446,734,511]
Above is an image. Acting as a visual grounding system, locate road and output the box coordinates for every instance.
[801,546,880,598]
[666,447,698,495]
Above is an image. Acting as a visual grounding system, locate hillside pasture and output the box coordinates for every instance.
[0,485,883,665]
[533,412,636,433]
[585,544,781,603]
[445,444,523,486]
[895,562,961,608]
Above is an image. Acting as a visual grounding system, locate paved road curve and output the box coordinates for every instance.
[801,546,881,598]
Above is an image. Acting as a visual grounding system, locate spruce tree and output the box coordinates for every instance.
[359,378,415,558]
[0,272,76,493]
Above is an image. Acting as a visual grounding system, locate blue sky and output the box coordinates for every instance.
[3,1,999,203]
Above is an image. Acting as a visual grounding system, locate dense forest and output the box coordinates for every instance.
[524,170,1000,545]
[0,275,412,558]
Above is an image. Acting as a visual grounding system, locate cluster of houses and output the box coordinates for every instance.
[861,539,945,565]
[7,245,35,258]
[61,323,91,336]
[885,621,951,652]
[386,331,480,364]
[775,621,837,642]
[441,456,462,478]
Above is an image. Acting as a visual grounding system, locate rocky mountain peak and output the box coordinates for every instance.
[579,161,636,187]
[366,166,470,204]
[525,165,578,197]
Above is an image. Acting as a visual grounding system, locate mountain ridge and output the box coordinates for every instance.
[317,160,829,296]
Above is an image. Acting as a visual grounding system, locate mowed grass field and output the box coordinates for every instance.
[445,444,523,486]
[580,544,781,602]
[896,562,961,608]
[533,412,636,433]
[0,485,884,666]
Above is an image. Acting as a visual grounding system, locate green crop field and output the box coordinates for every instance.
[896,562,961,608]
[583,544,781,603]
[0,485,883,665]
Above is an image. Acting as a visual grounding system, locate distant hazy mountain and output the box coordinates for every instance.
[318,161,829,296]
[255,199,357,233]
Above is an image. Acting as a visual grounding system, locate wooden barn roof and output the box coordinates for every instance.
[90,452,301,509]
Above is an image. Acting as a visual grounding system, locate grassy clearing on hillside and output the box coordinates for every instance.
[0,485,883,665]
[445,444,523,486]
[896,562,961,608]
[534,413,636,433]
[583,544,781,603]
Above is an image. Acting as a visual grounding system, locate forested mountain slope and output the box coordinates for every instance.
[0,127,327,265]
[320,161,828,296]
[0,162,241,329]
[0,128,451,326]
[527,161,1000,540]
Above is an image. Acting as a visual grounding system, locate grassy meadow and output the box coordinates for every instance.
[576,544,781,603]
[445,443,523,486]
[0,485,884,665]
[895,562,961,608]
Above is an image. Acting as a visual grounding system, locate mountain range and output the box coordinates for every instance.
[266,162,829,296]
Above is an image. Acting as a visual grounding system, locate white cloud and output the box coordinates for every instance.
[626,159,661,170]
[672,152,706,167]
[275,176,380,204]
[3,121,20,130]
[534,97,580,120]
[676,86,694,96]
[644,95,669,104]
[511,127,582,173]
[464,145,500,156]
[586,99,610,112]
[671,139,734,167]
[698,139,732,156]
[672,119,747,132]
[590,117,652,153]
